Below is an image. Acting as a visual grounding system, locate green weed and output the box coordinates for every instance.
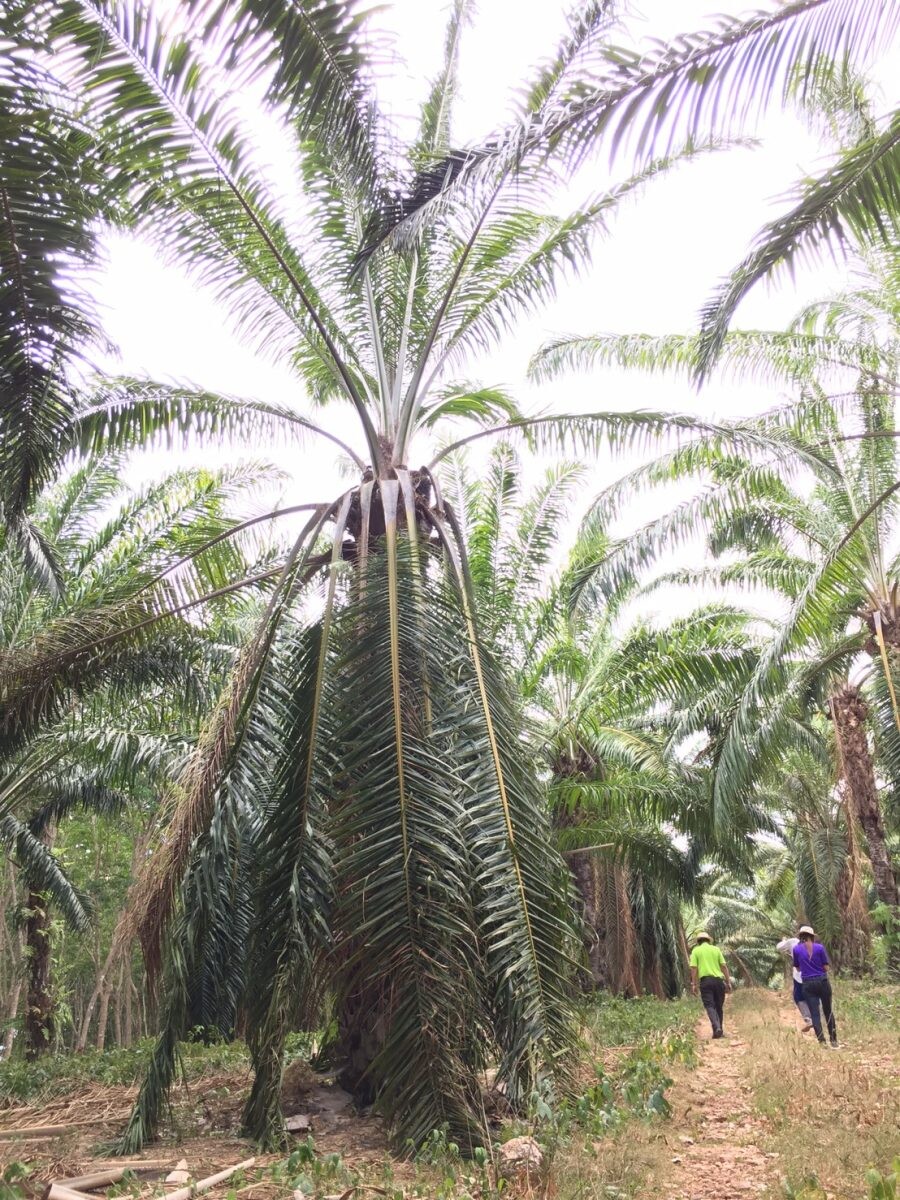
[0,1163,30,1200]
[0,1032,317,1103]
[867,1158,900,1200]
[580,994,696,1049]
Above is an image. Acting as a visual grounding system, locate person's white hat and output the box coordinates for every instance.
[695,930,711,942]
[798,924,815,935]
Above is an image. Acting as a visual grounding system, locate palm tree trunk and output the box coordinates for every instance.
[24,887,53,1059]
[567,848,607,988]
[602,863,641,997]
[831,685,899,910]
[124,975,134,1048]
[830,785,872,974]
[2,929,24,1061]
[553,787,607,989]
[96,980,112,1051]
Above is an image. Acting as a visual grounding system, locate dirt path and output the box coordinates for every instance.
[654,992,792,1200]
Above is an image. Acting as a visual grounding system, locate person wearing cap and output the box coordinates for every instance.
[792,926,838,1048]
[775,934,814,1032]
[689,931,733,1039]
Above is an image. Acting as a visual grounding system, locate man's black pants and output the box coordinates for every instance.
[802,975,837,1044]
[699,975,725,1035]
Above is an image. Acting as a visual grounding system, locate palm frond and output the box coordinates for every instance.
[0,814,91,931]
[356,0,899,264]
[530,328,890,388]
[0,24,104,531]
[697,113,900,376]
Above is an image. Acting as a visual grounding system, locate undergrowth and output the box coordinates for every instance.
[580,993,696,1049]
[0,1032,315,1104]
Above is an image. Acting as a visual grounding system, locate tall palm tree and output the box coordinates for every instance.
[1,454,273,1057]
[532,292,900,916]
[29,0,663,1150]
[451,444,765,997]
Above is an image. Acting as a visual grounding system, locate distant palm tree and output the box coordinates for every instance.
[453,444,764,997]
[761,749,872,973]
[532,271,900,916]
[1,456,270,1056]
[695,749,873,980]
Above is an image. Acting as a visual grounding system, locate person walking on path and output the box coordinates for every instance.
[792,925,838,1048]
[689,931,733,1039]
[776,934,814,1032]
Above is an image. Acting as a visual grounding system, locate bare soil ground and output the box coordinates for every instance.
[0,1067,395,1198]
[651,993,785,1200]
[641,986,899,1200]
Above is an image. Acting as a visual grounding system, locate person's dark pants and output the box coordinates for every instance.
[699,975,726,1035]
[793,978,812,1026]
[802,975,837,1044]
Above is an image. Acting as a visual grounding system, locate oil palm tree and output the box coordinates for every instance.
[1,455,276,1057]
[532,293,900,916]
[451,444,766,997]
[32,0,663,1150]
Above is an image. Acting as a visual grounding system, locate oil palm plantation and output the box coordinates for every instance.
[5,0,898,1154]
[532,276,900,920]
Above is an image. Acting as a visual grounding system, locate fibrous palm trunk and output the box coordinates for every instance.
[553,784,642,995]
[566,847,607,988]
[831,685,899,910]
[24,888,53,1059]
[831,792,872,974]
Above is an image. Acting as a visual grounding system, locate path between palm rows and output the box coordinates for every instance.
[653,991,796,1200]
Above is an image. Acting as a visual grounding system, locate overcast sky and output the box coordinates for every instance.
[91,0,899,621]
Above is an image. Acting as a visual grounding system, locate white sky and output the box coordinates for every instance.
[91,0,899,622]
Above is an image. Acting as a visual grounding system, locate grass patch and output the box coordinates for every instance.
[741,983,900,1200]
[0,1032,315,1105]
[547,994,698,1200]
[580,992,697,1050]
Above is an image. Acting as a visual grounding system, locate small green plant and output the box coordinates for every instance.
[0,1163,30,1200]
[0,1037,257,1102]
[266,1138,357,1199]
[618,1045,674,1118]
[867,1159,900,1200]
[107,1171,142,1199]
[581,994,696,1049]
[782,1177,827,1200]
[408,1127,499,1200]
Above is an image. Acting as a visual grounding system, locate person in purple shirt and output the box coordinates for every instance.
[792,925,838,1048]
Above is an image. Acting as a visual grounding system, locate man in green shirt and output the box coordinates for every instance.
[689,931,733,1039]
